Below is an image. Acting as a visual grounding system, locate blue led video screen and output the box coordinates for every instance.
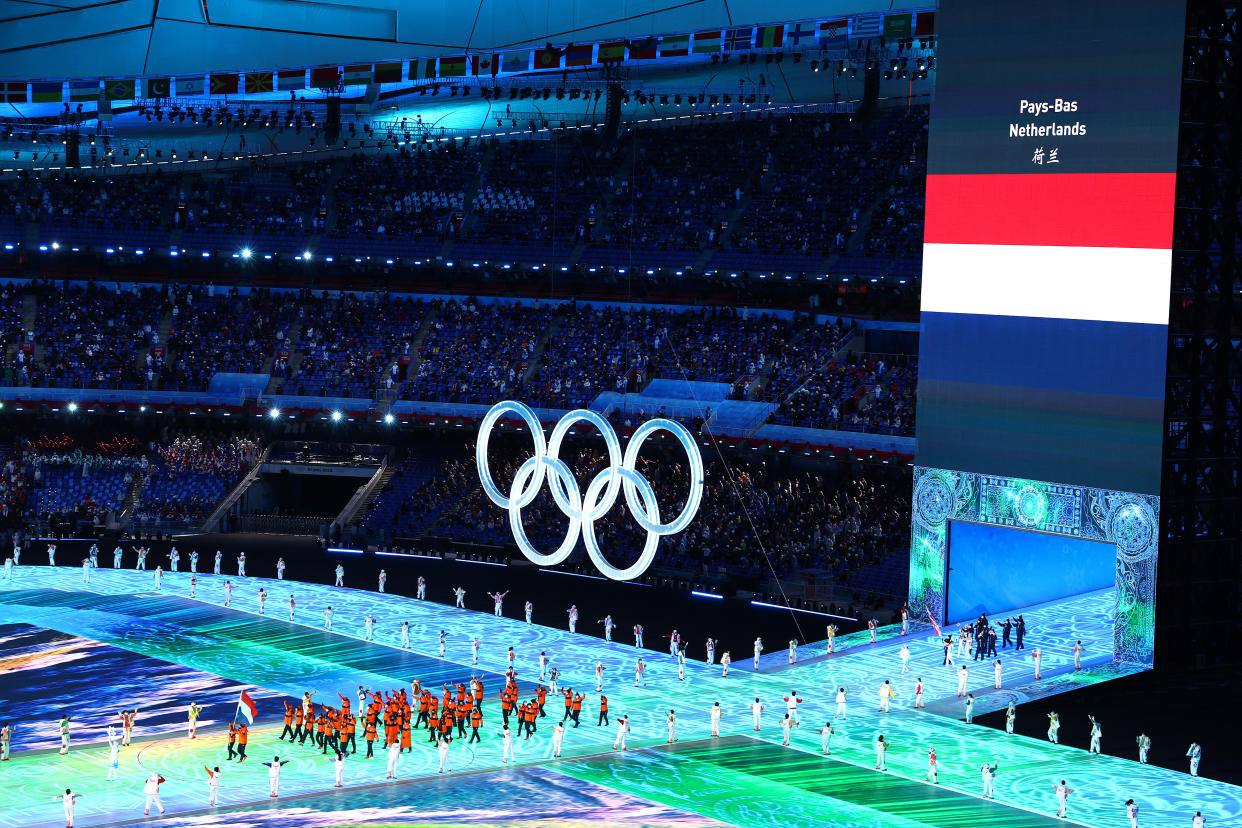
[945,520,1115,623]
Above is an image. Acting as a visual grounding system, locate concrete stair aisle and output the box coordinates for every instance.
[263,318,304,394]
[380,304,439,397]
[516,308,566,389]
[262,317,303,394]
[139,307,175,383]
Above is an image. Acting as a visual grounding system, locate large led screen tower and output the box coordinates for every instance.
[910,0,1185,666]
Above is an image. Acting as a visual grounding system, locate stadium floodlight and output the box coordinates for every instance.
[139,405,147,412]
[269,406,280,419]
[331,410,343,422]
[302,251,312,261]
[66,402,78,413]
[384,413,395,425]
[51,241,60,250]
[240,248,252,260]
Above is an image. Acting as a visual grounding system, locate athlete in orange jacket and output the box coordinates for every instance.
[281,701,295,741]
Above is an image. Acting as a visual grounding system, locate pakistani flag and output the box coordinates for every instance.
[143,77,170,98]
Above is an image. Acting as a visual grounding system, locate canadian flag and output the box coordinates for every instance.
[238,690,258,724]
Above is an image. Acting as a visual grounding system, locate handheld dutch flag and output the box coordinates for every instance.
[238,690,258,724]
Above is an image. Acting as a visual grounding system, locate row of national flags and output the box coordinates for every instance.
[0,11,933,103]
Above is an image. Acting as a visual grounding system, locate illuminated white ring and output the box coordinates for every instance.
[506,454,581,566]
[582,466,661,581]
[477,400,545,510]
[622,418,705,535]
[546,409,623,520]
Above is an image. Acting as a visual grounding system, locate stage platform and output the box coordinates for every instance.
[0,566,1236,827]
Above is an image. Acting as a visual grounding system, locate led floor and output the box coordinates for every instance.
[0,566,1237,827]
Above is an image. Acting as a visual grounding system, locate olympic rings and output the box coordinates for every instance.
[476,400,704,581]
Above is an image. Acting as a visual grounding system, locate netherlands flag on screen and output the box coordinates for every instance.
[238,690,258,724]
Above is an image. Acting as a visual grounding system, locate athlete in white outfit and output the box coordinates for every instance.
[153,566,163,590]
[237,553,246,576]
[453,587,466,607]
[1187,742,1202,776]
[385,741,401,778]
[334,565,344,587]
[400,622,411,649]
[214,550,222,575]
[489,591,508,617]
[1089,715,1102,754]
[501,724,516,761]
[113,546,123,568]
[818,722,833,754]
[105,727,119,781]
[957,665,969,696]
[667,710,678,743]
[417,576,426,600]
[189,550,198,572]
[875,735,889,770]
[263,757,289,796]
[81,558,91,583]
[749,698,764,731]
[378,570,386,593]
[1053,780,1075,818]
[784,692,803,723]
[323,606,333,631]
[788,639,798,664]
[287,595,296,621]
[981,762,997,799]
[1126,799,1139,828]
[595,661,606,691]
[257,589,267,614]
[1136,733,1151,763]
[276,558,286,580]
[709,703,723,737]
[54,789,83,826]
[567,605,578,632]
[525,601,533,624]
[633,624,644,648]
[142,773,166,815]
[331,752,345,787]
[753,637,763,670]
[1005,702,1016,734]
[634,657,646,686]
[551,722,565,757]
[612,716,630,751]
[205,766,221,805]
[879,681,896,713]
[705,637,716,665]
[835,687,848,719]
[364,614,375,641]
[437,734,452,773]
[600,615,613,640]
[900,644,910,673]
[187,702,203,739]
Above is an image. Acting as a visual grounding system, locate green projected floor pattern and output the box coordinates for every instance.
[554,736,1067,828]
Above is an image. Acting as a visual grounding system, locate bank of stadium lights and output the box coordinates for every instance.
[240,248,252,260]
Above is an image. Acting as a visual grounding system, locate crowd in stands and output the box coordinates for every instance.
[402,297,551,404]
[15,282,164,389]
[134,433,261,526]
[283,293,428,399]
[329,149,477,245]
[164,286,301,391]
[2,107,931,274]
[1,279,913,435]
[770,352,918,436]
